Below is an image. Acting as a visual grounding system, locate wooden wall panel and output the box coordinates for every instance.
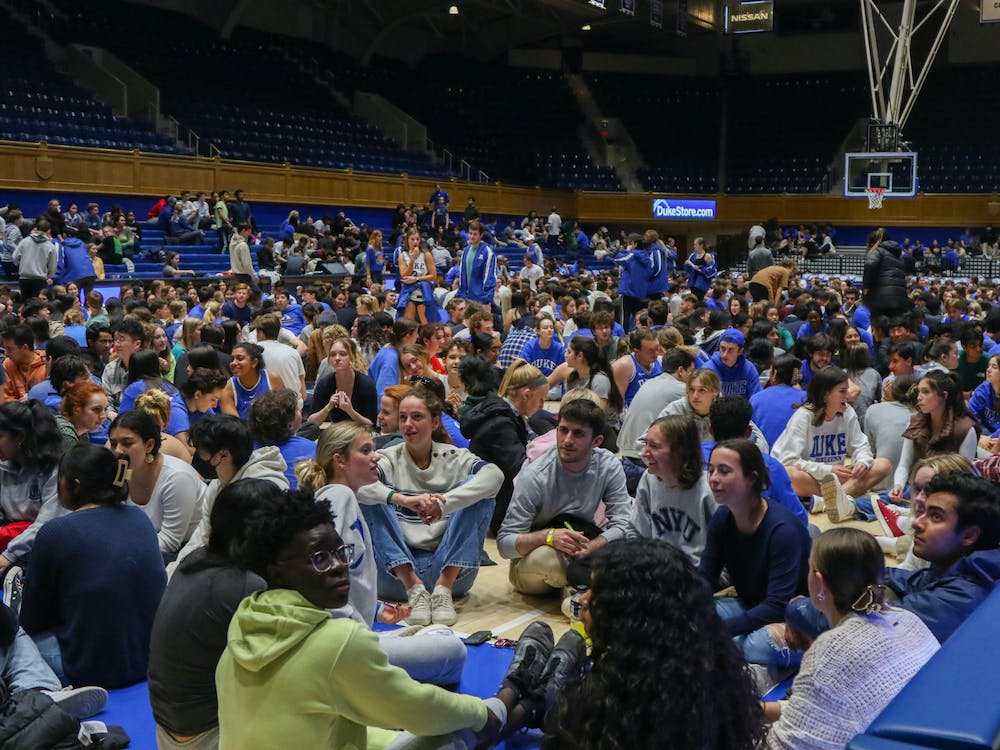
[2,142,997,228]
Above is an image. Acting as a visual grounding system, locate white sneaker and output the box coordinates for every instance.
[820,474,855,523]
[430,585,457,626]
[875,534,913,561]
[809,495,826,514]
[406,584,431,626]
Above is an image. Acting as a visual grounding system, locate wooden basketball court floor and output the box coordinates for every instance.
[448,514,885,641]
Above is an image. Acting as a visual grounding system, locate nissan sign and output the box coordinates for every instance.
[652,198,717,220]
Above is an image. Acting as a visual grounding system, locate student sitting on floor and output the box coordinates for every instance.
[19,444,165,689]
[0,401,64,578]
[762,529,939,750]
[296,422,467,686]
[247,389,316,490]
[357,386,503,626]
[497,400,632,608]
[215,489,503,750]
[148,478,274,750]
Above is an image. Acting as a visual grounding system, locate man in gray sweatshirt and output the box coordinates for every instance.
[12,218,58,300]
[497,399,632,599]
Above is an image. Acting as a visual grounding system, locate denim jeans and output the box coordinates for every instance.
[714,596,802,668]
[31,628,68,685]
[362,498,495,602]
[378,625,467,686]
[1,627,63,692]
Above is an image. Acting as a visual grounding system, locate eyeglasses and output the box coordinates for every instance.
[306,544,355,573]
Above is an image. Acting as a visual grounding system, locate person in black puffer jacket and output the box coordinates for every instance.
[460,359,550,534]
[863,231,911,317]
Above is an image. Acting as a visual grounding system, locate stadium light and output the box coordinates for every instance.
[448,5,459,14]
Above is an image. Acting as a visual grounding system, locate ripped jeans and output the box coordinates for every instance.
[714,596,803,668]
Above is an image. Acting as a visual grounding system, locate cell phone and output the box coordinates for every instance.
[463,630,493,646]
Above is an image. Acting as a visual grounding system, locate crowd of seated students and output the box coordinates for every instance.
[0,208,999,749]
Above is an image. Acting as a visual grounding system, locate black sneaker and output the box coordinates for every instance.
[2,565,24,620]
[500,621,553,696]
[522,629,588,729]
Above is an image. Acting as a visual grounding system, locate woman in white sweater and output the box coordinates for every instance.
[764,528,939,750]
[772,367,891,523]
[630,415,717,565]
[109,410,203,563]
[357,388,503,626]
[296,421,468,685]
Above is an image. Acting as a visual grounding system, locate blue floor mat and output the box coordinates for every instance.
[98,642,541,750]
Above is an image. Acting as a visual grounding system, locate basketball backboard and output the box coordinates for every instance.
[844,151,917,198]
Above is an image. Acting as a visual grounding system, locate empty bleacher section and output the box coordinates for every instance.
[0,16,186,155]
[904,63,1000,194]
[724,73,867,194]
[38,0,447,178]
[327,54,623,191]
[584,72,720,194]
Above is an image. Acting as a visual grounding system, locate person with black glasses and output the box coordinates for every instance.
[216,488,502,749]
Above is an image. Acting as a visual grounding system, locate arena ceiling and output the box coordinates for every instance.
[126,0,874,64]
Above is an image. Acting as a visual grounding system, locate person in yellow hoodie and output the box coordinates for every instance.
[215,488,504,750]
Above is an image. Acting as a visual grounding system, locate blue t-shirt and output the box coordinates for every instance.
[968,381,1000,436]
[279,304,307,336]
[267,436,316,489]
[750,385,806,448]
[119,381,190,435]
[519,338,565,377]
[19,505,166,688]
[63,324,88,347]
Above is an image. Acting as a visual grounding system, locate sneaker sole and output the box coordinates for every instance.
[49,687,109,720]
[820,475,853,523]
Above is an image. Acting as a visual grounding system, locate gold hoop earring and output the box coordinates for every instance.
[145,452,155,464]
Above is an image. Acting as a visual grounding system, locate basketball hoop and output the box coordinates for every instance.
[865,187,886,210]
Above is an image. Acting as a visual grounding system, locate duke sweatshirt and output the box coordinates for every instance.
[771,406,874,480]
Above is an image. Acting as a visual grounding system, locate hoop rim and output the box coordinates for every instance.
[864,187,886,194]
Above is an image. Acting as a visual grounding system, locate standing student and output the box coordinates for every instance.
[630,416,717,565]
[612,233,650,331]
[457,220,497,312]
[396,229,439,325]
[684,236,716,301]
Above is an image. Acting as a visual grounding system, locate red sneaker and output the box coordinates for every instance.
[873,499,905,537]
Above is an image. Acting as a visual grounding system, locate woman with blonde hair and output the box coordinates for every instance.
[312,324,365,383]
[134,389,195,464]
[364,229,385,287]
[461,360,550,534]
[308,335,377,429]
[295,422,468,685]
[658,369,722,442]
[171,317,202,361]
[399,343,432,381]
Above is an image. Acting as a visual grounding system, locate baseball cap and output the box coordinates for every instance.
[720,328,745,347]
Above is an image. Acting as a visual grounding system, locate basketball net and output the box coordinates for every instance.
[865,187,885,210]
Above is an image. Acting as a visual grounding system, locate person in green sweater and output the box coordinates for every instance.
[215,488,504,750]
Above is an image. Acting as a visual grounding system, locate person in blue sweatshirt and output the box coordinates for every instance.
[705,329,762,399]
[645,230,674,300]
[612,233,651,332]
[55,227,97,294]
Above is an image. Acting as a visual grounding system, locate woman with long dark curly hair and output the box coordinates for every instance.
[545,538,765,750]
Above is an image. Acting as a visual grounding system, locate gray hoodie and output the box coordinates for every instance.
[168,446,288,575]
[12,231,58,280]
[0,464,64,564]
